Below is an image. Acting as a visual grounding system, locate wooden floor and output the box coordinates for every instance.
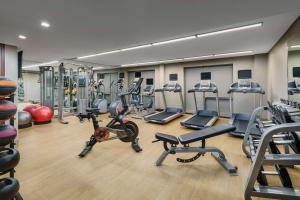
[14,114,300,200]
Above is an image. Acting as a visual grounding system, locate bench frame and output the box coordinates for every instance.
[155,140,238,176]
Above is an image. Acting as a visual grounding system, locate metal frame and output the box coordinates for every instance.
[155,142,238,176]
[39,66,55,108]
[228,81,265,136]
[181,81,220,129]
[144,83,184,124]
[244,123,300,200]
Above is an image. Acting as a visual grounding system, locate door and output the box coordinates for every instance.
[184,65,233,117]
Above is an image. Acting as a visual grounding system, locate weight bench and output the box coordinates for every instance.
[153,124,238,176]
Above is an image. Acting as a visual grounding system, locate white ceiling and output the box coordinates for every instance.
[0,0,299,68]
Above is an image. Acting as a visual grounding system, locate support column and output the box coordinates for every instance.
[0,43,5,76]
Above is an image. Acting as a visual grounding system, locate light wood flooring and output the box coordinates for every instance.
[13,114,300,200]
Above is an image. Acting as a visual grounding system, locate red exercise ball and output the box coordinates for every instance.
[31,106,53,124]
[23,104,40,115]
[0,77,17,99]
[0,100,17,121]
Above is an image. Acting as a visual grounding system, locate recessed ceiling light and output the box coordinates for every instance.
[41,21,50,28]
[18,35,27,39]
[291,45,300,49]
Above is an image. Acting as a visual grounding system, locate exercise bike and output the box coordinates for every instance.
[78,79,143,157]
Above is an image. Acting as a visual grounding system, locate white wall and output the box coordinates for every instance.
[22,72,40,102]
[4,45,18,130]
[267,17,300,102]
[287,50,300,101]
[4,45,18,82]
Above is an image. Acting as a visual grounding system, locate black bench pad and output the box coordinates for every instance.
[155,133,179,145]
[178,124,236,145]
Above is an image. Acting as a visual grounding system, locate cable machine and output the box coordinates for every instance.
[39,66,55,108]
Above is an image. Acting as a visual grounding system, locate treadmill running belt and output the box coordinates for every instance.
[185,115,211,127]
[234,119,249,133]
[147,112,176,121]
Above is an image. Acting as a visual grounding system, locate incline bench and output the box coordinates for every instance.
[153,124,238,176]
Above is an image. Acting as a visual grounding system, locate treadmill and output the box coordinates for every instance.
[288,78,300,95]
[144,75,184,124]
[227,70,265,137]
[181,72,219,129]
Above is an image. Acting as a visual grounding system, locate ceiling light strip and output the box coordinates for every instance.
[23,60,59,69]
[214,50,253,57]
[77,23,262,60]
[197,23,262,38]
[121,51,253,67]
[152,36,196,46]
[120,44,153,51]
[291,45,300,48]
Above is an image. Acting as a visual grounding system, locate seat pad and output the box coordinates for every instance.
[179,124,236,145]
[155,133,179,145]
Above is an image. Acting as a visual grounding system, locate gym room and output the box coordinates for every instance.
[0,1,300,200]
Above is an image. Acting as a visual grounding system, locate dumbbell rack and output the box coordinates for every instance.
[244,123,300,199]
[0,77,23,200]
[243,100,300,199]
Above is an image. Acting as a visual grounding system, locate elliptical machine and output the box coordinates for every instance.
[78,78,143,157]
[91,79,108,114]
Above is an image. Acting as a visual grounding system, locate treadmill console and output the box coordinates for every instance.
[237,69,252,89]
[238,79,251,89]
[295,78,300,89]
[144,85,154,95]
[199,80,211,89]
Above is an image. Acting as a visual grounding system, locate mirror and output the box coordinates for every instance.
[287,22,300,101]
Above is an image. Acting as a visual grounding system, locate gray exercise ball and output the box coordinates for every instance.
[18,111,32,129]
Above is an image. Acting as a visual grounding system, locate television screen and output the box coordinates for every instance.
[238,70,252,79]
[119,72,125,78]
[135,72,142,77]
[201,72,211,80]
[98,73,104,79]
[293,67,300,78]
[169,73,178,81]
[146,78,153,85]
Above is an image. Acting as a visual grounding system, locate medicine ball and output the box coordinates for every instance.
[0,77,17,99]
[0,100,17,120]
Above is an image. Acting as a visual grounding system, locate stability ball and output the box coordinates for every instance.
[31,106,53,124]
[18,111,32,129]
